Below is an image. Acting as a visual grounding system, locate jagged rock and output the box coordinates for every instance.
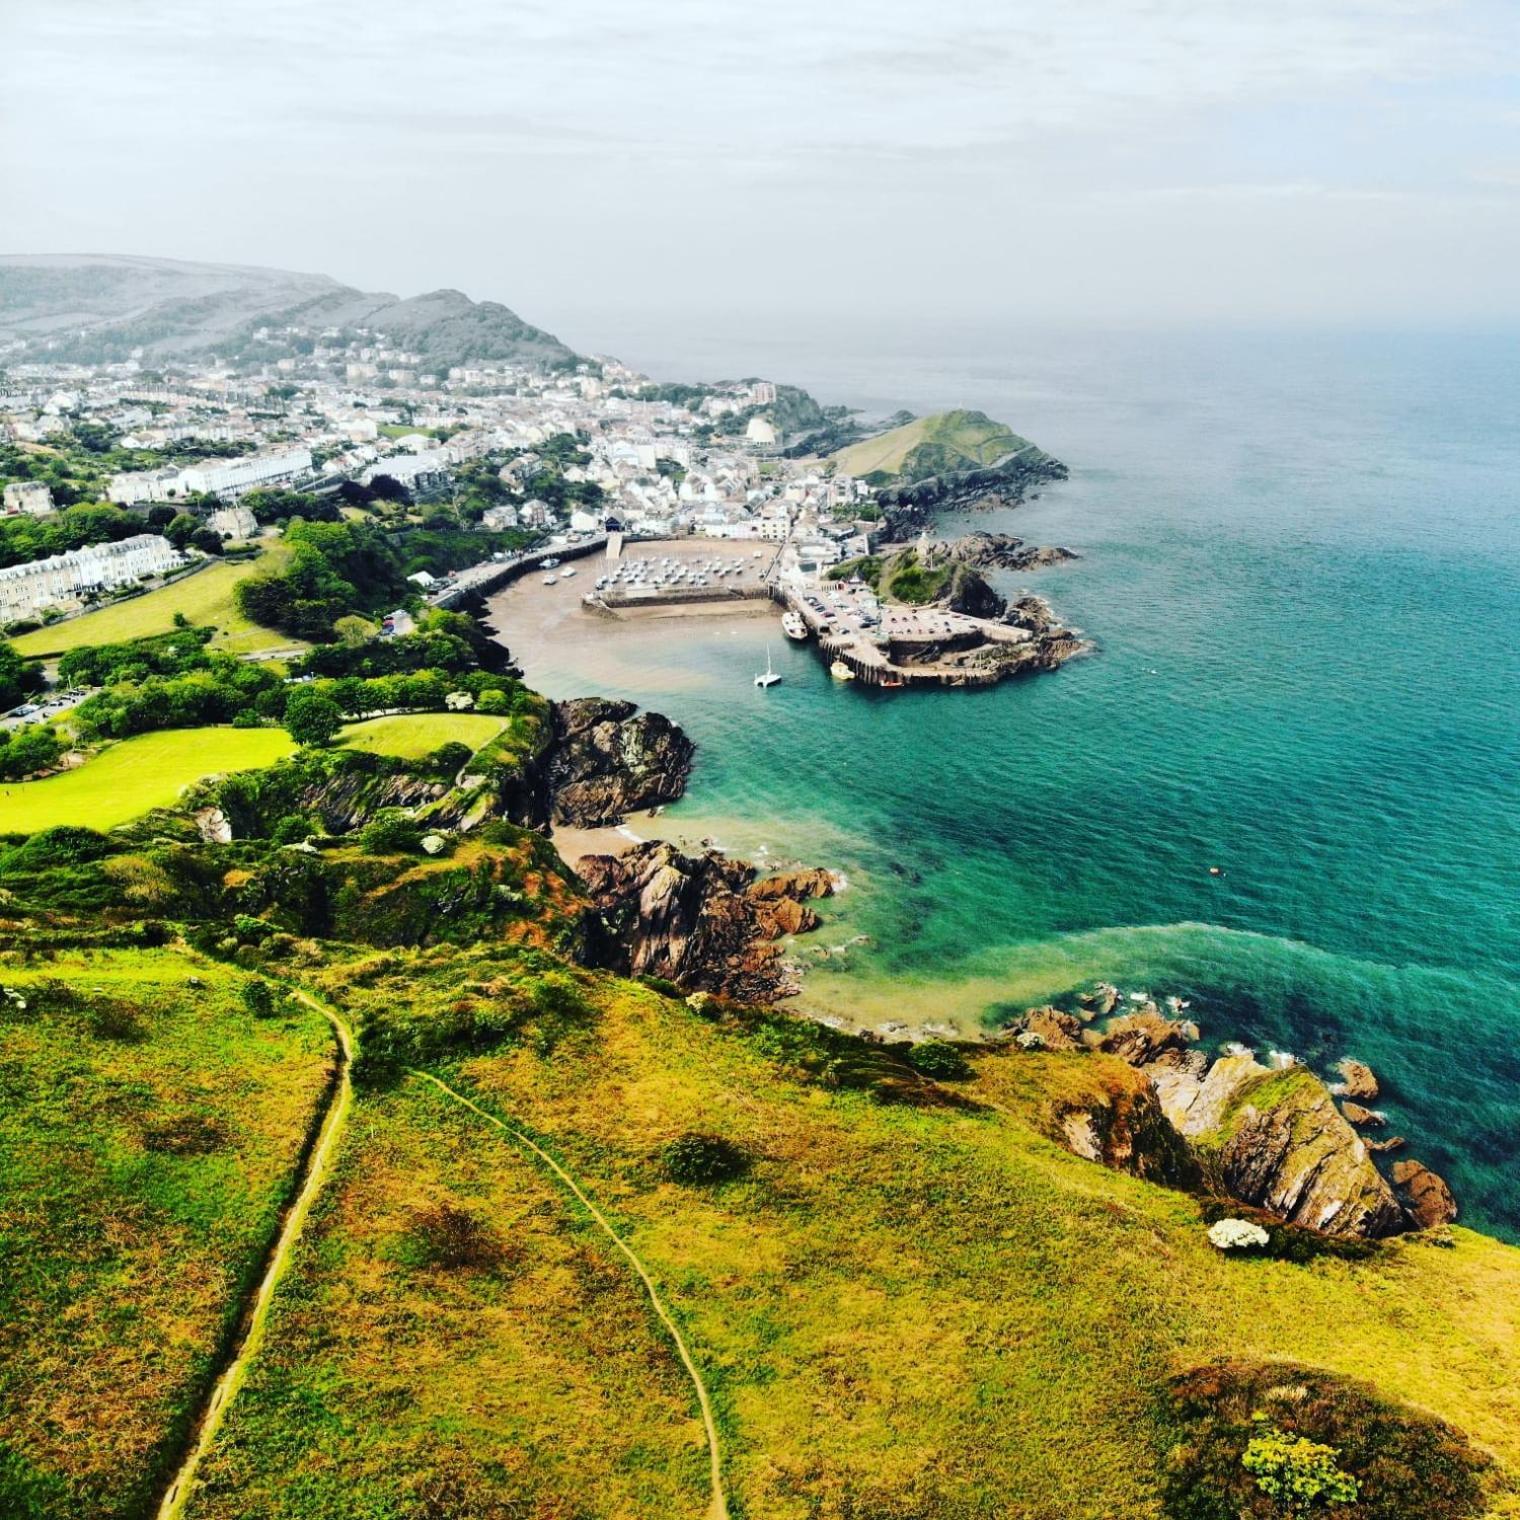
[1049,1065,1200,1187]
[1391,1160,1458,1229]
[936,531,1079,573]
[194,806,232,844]
[1196,1066,1405,1238]
[1331,1059,1380,1102]
[1150,1051,1263,1137]
[577,840,824,1002]
[420,834,446,856]
[1342,1101,1387,1127]
[1099,1009,1197,1067]
[541,698,694,827]
[747,868,834,902]
[1020,1006,1084,1051]
[1367,1135,1406,1154]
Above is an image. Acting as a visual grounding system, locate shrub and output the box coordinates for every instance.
[1159,1360,1492,1520]
[1241,1422,1358,1511]
[476,687,509,714]
[270,813,314,845]
[360,811,423,855]
[406,1202,507,1271]
[241,978,280,1019]
[906,1039,973,1081]
[0,826,111,874]
[661,1132,750,1185]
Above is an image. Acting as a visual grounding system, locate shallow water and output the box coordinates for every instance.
[495,327,1520,1239]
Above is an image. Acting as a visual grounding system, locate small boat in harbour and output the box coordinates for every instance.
[560,566,577,578]
[754,648,782,688]
[541,573,558,586]
[830,659,856,682]
[782,610,808,641]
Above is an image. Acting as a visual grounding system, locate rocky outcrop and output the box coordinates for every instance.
[1036,997,1436,1240]
[1391,1160,1458,1229]
[939,531,1079,573]
[877,454,1069,534]
[1331,1059,1380,1101]
[538,698,694,827]
[1188,1064,1405,1238]
[1096,1008,1199,1066]
[1341,1101,1387,1127]
[1045,1064,1200,1187]
[577,842,830,1002]
[1018,1005,1084,1051]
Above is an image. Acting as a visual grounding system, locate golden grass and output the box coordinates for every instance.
[0,950,333,1520]
[181,952,1520,1518]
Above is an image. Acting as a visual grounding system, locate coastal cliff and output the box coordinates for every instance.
[577,841,833,1001]
[1026,994,1455,1240]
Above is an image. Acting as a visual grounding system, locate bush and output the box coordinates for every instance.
[241,978,280,1019]
[360,810,423,855]
[270,813,315,845]
[660,1132,750,1185]
[406,1202,507,1271]
[1241,1422,1358,1511]
[906,1039,973,1081]
[0,826,111,874]
[1158,1360,1492,1520]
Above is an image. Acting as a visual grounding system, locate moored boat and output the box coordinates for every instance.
[830,659,855,682]
[782,610,808,641]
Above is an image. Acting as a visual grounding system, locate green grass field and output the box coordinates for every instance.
[175,949,1520,1519]
[0,727,295,834]
[11,543,299,659]
[0,951,333,1520]
[337,712,508,761]
[831,408,1029,480]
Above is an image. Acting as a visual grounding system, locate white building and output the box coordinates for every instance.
[3,481,54,517]
[208,505,259,540]
[108,467,181,505]
[0,534,185,623]
[481,504,519,531]
[177,447,313,499]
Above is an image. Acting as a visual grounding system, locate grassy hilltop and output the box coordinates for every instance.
[831,408,1045,483]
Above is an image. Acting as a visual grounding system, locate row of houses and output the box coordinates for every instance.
[0,534,186,625]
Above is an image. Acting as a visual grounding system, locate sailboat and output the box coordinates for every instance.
[754,647,782,688]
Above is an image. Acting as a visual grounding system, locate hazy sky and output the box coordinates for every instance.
[4,0,1519,332]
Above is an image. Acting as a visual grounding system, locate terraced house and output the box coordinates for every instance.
[0,532,184,622]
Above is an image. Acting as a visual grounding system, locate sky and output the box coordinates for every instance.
[3,0,1519,335]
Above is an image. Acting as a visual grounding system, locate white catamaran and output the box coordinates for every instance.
[754,647,782,688]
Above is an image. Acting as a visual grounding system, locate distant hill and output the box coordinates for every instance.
[0,253,579,370]
[831,408,1049,483]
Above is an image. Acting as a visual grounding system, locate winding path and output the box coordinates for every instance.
[155,989,354,1520]
[409,1069,731,1520]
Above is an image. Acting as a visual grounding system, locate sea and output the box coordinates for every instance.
[501,321,1520,1241]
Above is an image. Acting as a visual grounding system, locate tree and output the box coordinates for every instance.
[283,688,342,746]
[0,640,42,710]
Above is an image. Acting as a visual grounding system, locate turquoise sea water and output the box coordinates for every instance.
[508,327,1520,1240]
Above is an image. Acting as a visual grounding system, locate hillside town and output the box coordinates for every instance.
[0,327,887,627]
